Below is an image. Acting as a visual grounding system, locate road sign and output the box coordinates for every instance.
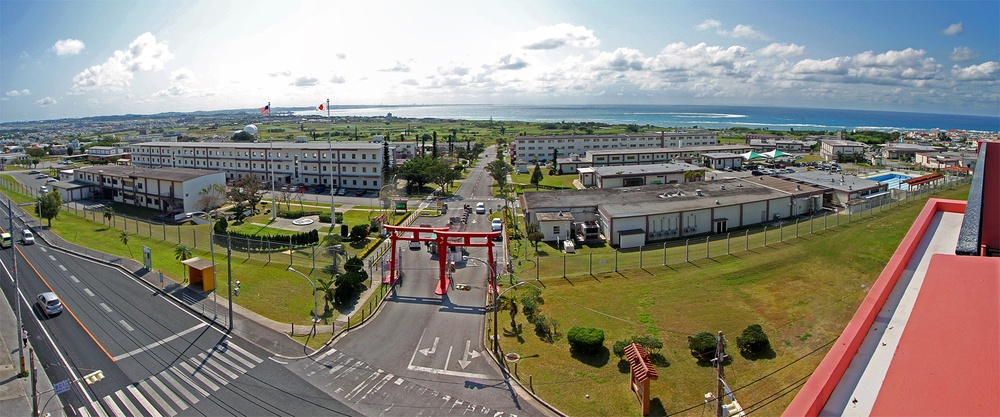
[53,379,71,394]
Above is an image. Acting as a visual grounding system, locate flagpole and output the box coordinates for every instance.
[326,98,335,231]
[268,101,276,221]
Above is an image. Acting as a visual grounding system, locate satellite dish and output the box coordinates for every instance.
[244,124,258,135]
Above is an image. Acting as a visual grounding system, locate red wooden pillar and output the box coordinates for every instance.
[436,234,449,295]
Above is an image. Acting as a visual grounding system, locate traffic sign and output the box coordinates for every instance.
[53,379,71,394]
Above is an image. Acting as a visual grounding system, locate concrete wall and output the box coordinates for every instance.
[610,215,646,245]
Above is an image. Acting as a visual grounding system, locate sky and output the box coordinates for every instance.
[1,0,998,123]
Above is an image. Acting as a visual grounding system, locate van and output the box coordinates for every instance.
[1,233,11,249]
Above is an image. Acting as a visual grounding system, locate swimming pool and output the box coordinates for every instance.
[868,173,913,182]
[867,173,912,190]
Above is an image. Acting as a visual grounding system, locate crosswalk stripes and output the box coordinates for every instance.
[76,342,262,417]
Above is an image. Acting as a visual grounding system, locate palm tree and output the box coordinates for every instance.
[103,206,115,223]
[498,295,519,330]
[317,276,335,314]
[174,245,192,283]
[119,231,132,257]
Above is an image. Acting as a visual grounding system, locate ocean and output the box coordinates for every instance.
[296,104,999,133]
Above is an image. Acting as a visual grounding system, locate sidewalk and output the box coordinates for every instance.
[1,283,64,417]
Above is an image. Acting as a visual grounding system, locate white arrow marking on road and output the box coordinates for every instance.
[458,340,480,369]
[419,337,439,356]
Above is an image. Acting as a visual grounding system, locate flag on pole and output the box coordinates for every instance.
[260,104,270,115]
[317,103,325,111]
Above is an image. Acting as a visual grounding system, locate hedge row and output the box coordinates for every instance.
[226,228,320,246]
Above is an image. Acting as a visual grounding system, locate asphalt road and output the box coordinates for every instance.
[288,147,544,416]
[0,198,359,417]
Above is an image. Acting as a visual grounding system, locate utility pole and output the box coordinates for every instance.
[10,199,24,375]
[227,233,234,331]
[31,348,38,417]
[715,331,726,417]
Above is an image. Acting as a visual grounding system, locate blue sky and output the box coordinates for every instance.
[1,0,997,122]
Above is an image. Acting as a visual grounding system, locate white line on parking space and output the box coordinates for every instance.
[118,320,134,332]
[99,303,112,313]
[83,288,95,297]
[113,322,209,361]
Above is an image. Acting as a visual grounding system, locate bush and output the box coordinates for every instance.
[736,324,770,355]
[687,332,718,360]
[567,326,605,354]
[531,315,555,342]
[613,335,664,359]
[277,209,321,219]
[213,217,228,234]
[318,212,344,224]
[519,286,543,321]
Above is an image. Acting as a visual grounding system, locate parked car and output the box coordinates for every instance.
[314,185,326,194]
[37,292,63,316]
[46,178,57,183]
[21,229,34,245]
[28,170,39,174]
[35,173,47,179]
[355,190,365,197]
[337,188,347,196]
[39,186,49,193]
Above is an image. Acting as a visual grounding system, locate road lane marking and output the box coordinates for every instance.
[58,264,67,271]
[126,384,164,417]
[118,320,134,332]
[138,379,178,416]
[83,288,95,297]
[406,364,491,380]
[177,362,220,392]
[69,275,79,283]
[102,395,126,417]
[205,348,247,374]
[148,375,188,411]
[226,342,263,363]
[115,388,142,417]
[38,246,48,252]
[161,370,203,404]
[444,345,453,371]
[194,353,239,380]
[99,303,112,313]
[48,254,56,261]
[113,322,209,361]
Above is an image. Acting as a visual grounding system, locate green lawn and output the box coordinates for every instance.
[511,172,578,189]
[497,186,969,416]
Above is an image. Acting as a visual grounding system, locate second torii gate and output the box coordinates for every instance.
[384,225,502,295]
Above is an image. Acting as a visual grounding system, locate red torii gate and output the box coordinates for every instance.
[384,225,501,295]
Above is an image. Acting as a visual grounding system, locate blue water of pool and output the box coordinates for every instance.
[868,173,913,189]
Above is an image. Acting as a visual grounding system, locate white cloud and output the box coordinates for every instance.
[719,24,770,41]
[758,43,805,58]
[949,46,978,62]
[854,48,925,67]
[648,42,748,72]
[952,62,999,81]
[335,53,346,60]
[791,57,849,74]
[380,61,410,72]
[490,54,528,71]
[154,68,208,98]
[170,68,194,82]
[5,89,30,97]
[292,76,319,87]
[521,23,599,50]
[72,32,174,91]
[330,75,346,84]
[696,19,721,31]
[36,97,57,106]
[942,22,962,35]
[269,70,292,77]
[591,48,646,71]
[53,38,85,56]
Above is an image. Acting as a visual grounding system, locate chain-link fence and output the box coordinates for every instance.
[520,175,970,280]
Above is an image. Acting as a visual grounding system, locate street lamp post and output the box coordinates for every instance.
[287,267,318,323]
[493,281,526,355]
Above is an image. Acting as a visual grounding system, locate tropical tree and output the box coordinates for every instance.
[120,230,133,257]
[333,257,368,305]
[37,191,62,227]
[316,276,335,314]
[431,131,438,158]
[227,176,267,214]
[174,245,192,282]
[198,183,228,212]
[231,131,255,142]
[530,163,544,190]
[102,206,115,224]
[485,159,512,191]
[498,295,519,330]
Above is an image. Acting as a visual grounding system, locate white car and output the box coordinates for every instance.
[37,292,63,316]
[21,229,34,245]
[475,202,486,214]
[491,218,503,231]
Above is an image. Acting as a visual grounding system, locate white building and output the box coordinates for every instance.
[820,140,866,162]
[68,165,226,214]
[127,141,386,190]
[578,162,704,188]
[557,144,753,174]
[514,132,718,165]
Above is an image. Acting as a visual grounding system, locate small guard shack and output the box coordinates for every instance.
[625,342,659,416]
[181,257,215,292]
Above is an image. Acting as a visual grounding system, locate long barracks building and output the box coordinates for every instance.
[513,131,718,165]
[127,141,386,190]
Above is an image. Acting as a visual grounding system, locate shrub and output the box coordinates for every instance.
[349,224,369,243]
[736,324,771,355]
[532,315,554,342]
[687,332,718,360]
[567,326,605,354]
[277,209,321,219]
[519,286,543,321]
[613,335,664,359]
[213,217,228,235]
[318,212,344,224]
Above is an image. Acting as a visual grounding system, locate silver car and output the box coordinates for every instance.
[37,292,63,316]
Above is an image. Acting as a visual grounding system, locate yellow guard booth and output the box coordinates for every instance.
[181,257,215,292]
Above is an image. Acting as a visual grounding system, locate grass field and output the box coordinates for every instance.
[496,186,969,416]
[511,172,578,190]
